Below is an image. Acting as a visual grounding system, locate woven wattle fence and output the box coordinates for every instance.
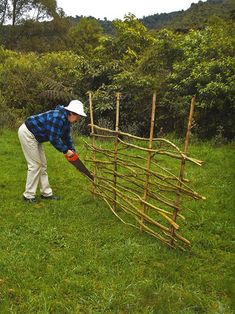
[85,92,205,250]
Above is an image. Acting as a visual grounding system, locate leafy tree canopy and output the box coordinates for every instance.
[0,0,58,26]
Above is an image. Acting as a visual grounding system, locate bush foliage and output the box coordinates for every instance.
[0,15,234,139]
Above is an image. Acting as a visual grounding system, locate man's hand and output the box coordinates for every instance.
[66,149,75,158]
[64,150,78,161]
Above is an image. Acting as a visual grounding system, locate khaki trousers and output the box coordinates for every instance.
[18,123,53,199]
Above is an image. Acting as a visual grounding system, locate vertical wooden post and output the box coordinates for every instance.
[184,96,196,155]
[89,92,97,195]
[113,92,120,211]
[141,92,156,230]
[170,96,196,244]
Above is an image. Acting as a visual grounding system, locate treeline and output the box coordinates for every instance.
[0,2,234,139]
[1,0,234,51]
[68,0,235,35]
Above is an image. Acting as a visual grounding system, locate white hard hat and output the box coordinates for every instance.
[64,100,87,117]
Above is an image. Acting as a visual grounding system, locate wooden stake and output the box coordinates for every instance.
[89,92,97,195]
[184,96,196,155]
[141,92,156,230]
[170,96,196,245]
[113,92,120,211]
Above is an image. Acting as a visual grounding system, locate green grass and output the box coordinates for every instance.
[0,130,234,313]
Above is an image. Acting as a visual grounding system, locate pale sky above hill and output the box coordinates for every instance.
[57,0,207,20]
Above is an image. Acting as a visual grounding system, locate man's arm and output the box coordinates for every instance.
[61,126,76,152]
[47,116,69,153]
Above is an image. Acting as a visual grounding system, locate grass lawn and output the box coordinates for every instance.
[0,129,234,313]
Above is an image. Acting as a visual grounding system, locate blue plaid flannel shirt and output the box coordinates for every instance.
[25,105,75,153]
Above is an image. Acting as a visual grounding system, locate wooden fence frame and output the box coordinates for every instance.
[85,92,205,249]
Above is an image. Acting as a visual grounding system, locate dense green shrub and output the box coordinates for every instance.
[0,48,92,116]
[0,93,22,131]
[0,49,44,114]
[166,19,235,138]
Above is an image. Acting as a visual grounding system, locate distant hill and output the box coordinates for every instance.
[140,0,235,31]
[70,0,235,33]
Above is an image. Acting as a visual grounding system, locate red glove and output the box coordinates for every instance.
[64,150,79,162]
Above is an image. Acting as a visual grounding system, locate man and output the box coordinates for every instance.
[18,100,87,203]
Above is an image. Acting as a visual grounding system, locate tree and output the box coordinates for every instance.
[67,17,103,57]
[165,18,235,138]
[86,15,156,134]
[0,0,8,25]
[138,29,183,83]
[109,14,155,64]
[0,0,58,26]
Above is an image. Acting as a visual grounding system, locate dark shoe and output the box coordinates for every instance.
[23,196,36,203]
[41,195,60,200]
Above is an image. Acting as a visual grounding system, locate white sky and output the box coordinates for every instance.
[56,0,207,20]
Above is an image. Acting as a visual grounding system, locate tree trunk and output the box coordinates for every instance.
[12,0,17,26]
[0,0,8,25]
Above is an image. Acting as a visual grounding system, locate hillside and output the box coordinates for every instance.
[141,0,235,31]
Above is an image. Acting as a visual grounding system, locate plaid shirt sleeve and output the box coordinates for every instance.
[61,130,76,152]
[47,112,73,153]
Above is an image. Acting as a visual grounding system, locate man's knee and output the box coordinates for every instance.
[28,162,42,172]
[40,164,48,174]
